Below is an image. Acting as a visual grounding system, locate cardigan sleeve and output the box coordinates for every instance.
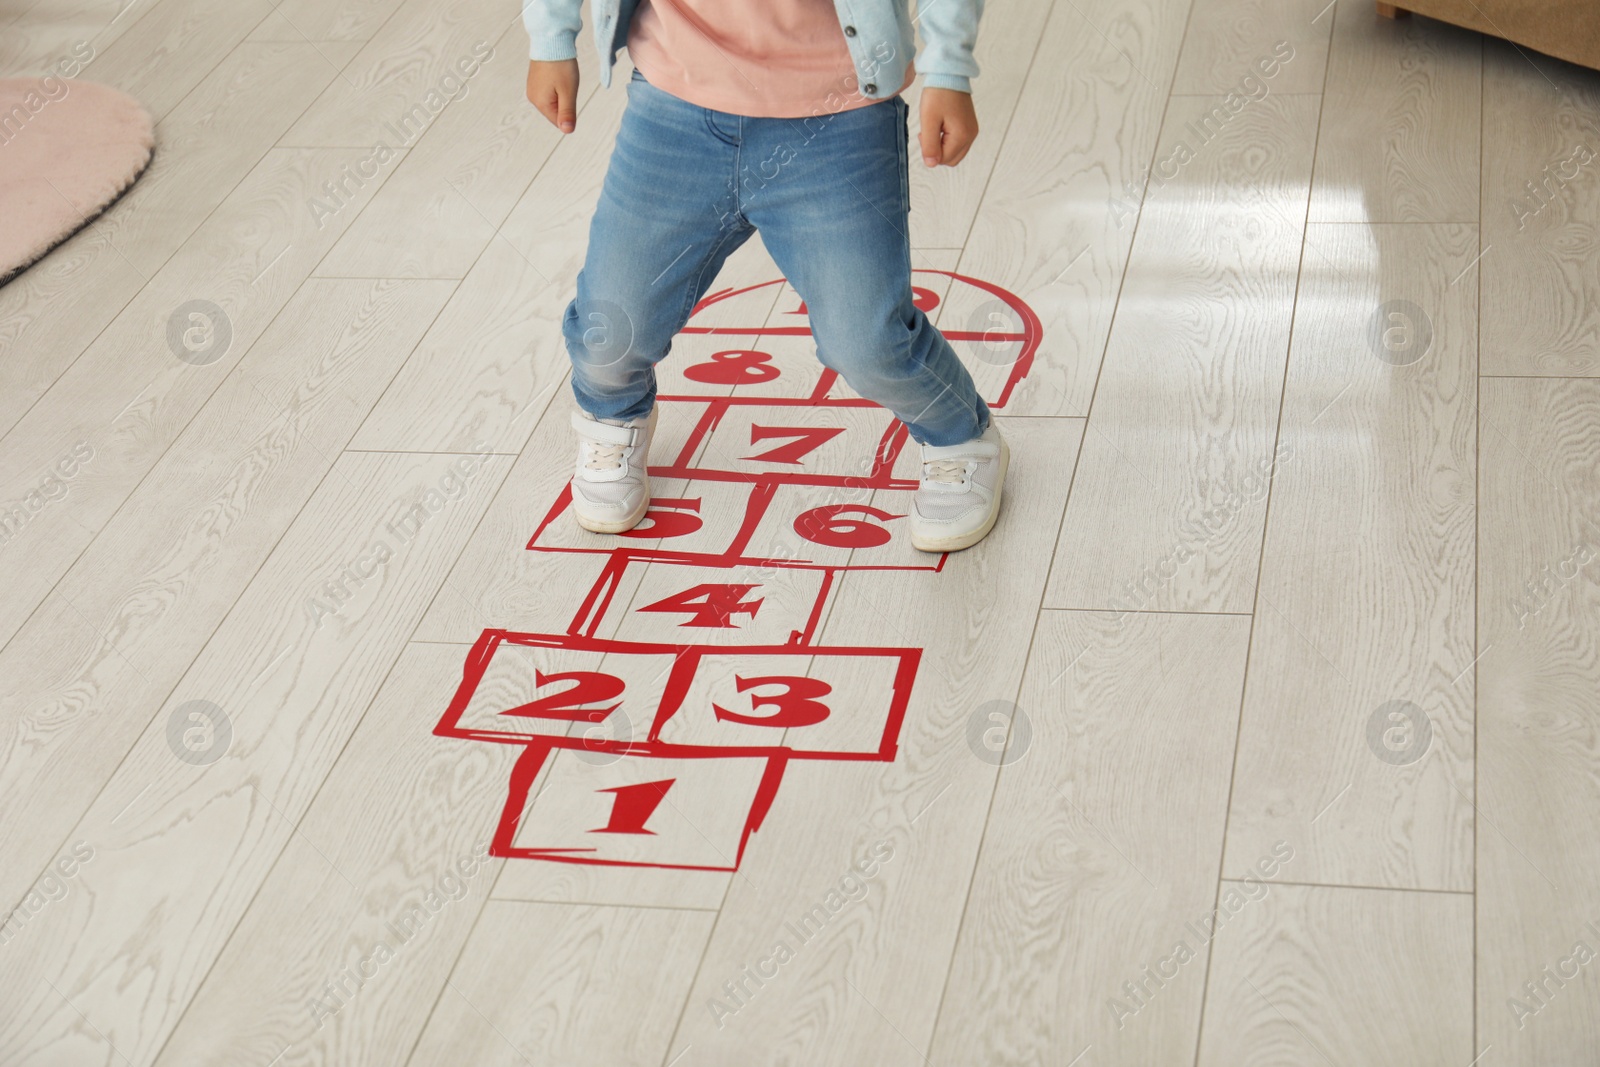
[912,0,982,92]
[523,0,584,60]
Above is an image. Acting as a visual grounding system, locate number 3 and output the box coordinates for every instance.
[713,675,832,728]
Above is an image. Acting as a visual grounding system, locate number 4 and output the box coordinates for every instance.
[639,584,764,628]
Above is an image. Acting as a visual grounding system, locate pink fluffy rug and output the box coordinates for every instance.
[0,77,154,285]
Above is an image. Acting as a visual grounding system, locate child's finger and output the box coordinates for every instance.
[943,129,973,166]
[557,88,577,133]
[919,113,944,167]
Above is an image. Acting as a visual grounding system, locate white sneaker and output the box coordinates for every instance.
[909,420,1008,553]
[570,406,657,533]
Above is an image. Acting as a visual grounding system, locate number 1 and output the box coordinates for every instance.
[591,779,676,835]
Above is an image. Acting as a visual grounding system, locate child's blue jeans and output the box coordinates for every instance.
[561,68,991,447]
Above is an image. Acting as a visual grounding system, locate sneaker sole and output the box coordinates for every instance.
[910,439,1010,553]
[573,477,652,534]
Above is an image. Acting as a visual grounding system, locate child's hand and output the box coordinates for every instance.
[528,59,580,133]
[918,88,978,167]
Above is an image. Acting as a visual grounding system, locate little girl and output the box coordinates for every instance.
[524,0,1006,552]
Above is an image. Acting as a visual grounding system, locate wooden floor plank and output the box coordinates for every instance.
[0,147,401,650]
[245,0,409,43]
[1223,223,1477,891]
[0,278,453,914]
[1196,884,1474,1065]
[931,609,1252,1066]
[277,0,524,148]
[0,0,168,80]
[0,450,504,1065]
[407,900,713,1067]
[312,23,599,281]
[951,0,1193,419]
[1171,0,1332,96]
[1307,0,1481,223]
[1480,40,1600,377]
[152,643,521,1066]
[70,0,277,122]
[1043,91,1319,613]
[1478,378,1600,1062]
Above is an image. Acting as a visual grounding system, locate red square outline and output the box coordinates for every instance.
[435,628,920,762]
[527,479,945,579]
[490,739,789,871]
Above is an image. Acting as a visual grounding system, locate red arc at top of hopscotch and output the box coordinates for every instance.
[673,269,1038,409]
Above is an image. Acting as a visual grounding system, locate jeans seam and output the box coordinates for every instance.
[676,222,747,339]
[898,97,909,215]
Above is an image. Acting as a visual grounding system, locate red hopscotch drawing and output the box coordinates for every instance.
[435,271,1040,871]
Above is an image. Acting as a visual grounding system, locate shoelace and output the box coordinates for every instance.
[584,441,628,472]
[922,458,972,485]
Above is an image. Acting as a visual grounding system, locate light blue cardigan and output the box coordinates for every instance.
[520,0,983,101]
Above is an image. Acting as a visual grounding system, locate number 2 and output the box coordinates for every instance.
[501,669,623,722]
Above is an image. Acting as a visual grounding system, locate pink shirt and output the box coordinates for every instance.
[626,0,914,118]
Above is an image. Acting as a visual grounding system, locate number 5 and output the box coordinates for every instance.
[620,497,703,539]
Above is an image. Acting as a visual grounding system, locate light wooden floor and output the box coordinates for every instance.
[3,0,1599,1062]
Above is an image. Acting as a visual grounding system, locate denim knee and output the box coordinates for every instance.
[809,298,917,381]
[562,294,658,393]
